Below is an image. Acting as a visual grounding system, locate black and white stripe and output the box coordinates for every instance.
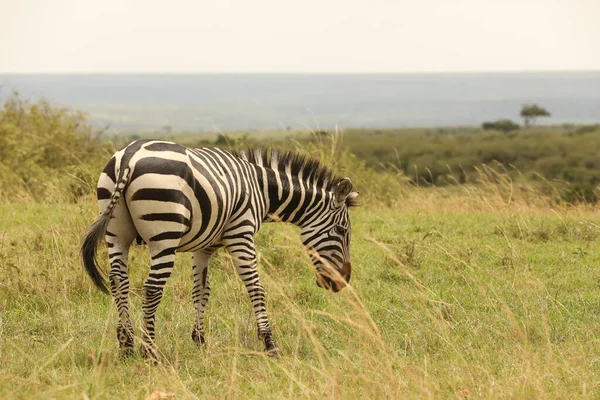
[82,139,357,358]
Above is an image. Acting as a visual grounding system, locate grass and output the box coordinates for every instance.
[2,189,600,399]
[3,95,600,398]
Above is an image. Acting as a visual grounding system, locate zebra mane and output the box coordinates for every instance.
[234,148,358,207]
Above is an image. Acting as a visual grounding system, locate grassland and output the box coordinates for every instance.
[2,94,600,399]
[2,186,600,399]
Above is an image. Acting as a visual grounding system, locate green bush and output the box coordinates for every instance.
[561,184,598,205]
[482,119,520,133]
[0,92,111,201]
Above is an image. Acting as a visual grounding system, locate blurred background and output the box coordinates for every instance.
[1,0,600,199]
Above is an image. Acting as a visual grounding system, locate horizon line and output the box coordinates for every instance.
[1,69,600,75]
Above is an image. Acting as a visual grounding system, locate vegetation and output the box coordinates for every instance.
[480,103,550,135]
[0,92,111,201]
[307,127,600,199]
[481,119,520,133]
[172,126,600,202]
[521,104,551,127]
[2,95,600,398]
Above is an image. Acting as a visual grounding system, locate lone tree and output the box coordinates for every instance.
[520,104,550,127]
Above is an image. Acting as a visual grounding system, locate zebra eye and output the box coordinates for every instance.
[334,225,347,235]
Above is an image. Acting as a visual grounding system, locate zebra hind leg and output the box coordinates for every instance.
[103,203,136,357]
[141,246,178,361]
[109,254,134,357]
[191,251,214,345]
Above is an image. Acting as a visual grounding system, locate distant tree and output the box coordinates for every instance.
[482,119,520,133]
[520,104,550,127]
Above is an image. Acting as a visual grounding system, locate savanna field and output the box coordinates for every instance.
[1,95,600,399]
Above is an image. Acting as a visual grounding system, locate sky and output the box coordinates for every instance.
[1,0,599,73]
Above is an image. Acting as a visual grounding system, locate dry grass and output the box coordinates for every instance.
[1,181,600,398]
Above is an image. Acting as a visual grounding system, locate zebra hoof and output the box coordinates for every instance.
[140,343,159,364]
[119,346,135,359]
[267,346,281,359]
[191,329,206,345]
[264,335,280,358]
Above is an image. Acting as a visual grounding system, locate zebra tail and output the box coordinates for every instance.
[81,167,132,294]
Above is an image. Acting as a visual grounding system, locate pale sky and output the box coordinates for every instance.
[2,0,599,73]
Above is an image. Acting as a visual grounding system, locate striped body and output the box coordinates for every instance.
[82,139,357,358]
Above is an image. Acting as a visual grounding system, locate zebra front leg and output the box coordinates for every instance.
[191,251,213,345]
[141,246,177,361]
[108,245,134,357]
[224,236,280,358]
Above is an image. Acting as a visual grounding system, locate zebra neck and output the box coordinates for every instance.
[260,168,327,226]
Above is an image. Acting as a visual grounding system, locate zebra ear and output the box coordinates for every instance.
[334,178,353,204]
[346,191,359,207]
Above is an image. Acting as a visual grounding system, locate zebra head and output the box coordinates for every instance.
[301,177,357,293]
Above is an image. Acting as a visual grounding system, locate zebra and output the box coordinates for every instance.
[81,139,358,359]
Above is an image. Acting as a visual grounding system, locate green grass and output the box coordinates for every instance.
[2,194,600,399]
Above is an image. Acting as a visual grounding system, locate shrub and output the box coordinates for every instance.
[561,184,598,205]
[481,119,520,133]
[0,92,110,201]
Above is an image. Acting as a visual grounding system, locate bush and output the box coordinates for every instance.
[0,92,110,201]
[561,184,598,205]
[482,119,520,133]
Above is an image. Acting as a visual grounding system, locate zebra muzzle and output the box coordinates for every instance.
[316,261,351,292]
